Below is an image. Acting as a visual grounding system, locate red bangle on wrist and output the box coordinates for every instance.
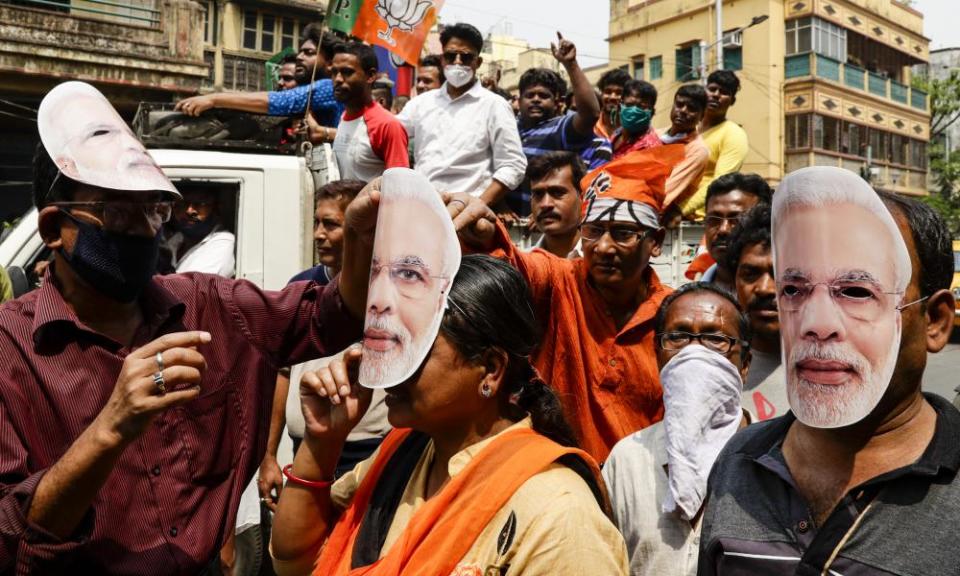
[282,464,334,490]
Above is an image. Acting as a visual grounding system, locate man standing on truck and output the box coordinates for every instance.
[306,42,409,181]
[176,25,344,133]
[0,80,378,574]
[396,22,527,205]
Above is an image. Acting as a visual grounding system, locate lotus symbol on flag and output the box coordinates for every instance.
[374,0,432,46]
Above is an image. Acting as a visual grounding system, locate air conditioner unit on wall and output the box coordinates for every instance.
[723,31,743,49]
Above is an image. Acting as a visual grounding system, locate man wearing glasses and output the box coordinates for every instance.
[698,172,772,289]
[396,22,526,206]
[0,81,373,574]
[453,145,685,462]
[604,281,752,576]
[699,167,960,575]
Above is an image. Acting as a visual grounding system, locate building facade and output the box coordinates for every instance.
[608,0,930,195]
[0,0,324,220]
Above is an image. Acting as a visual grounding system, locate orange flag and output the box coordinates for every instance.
[352,0,444,65]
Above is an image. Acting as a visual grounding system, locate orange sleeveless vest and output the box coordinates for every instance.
[313,427,600,576]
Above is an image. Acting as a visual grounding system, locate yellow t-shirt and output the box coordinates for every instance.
[273,419,629,576]
[679,119,749,220]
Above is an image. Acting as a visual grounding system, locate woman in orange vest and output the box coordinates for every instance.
[270,255,628,576]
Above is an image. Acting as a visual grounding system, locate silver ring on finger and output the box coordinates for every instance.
[155,351,164,373]
[153,371,167,395]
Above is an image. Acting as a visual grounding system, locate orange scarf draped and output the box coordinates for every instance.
[313,427,600,576]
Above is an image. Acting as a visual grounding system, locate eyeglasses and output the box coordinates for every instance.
[279,75,296,82]
[580,223,653,248]
[656,331,744,355]
[443,51,476,65]
[776,280,917,322]
[704,214,742,229]
[370,262,448,300]
[52,201,173,230]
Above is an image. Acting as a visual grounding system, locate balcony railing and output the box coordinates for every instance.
[2,0,160,26]
[785,53,928,112]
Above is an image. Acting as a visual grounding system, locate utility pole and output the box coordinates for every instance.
[715,0,724,72]
[699,40,708,86]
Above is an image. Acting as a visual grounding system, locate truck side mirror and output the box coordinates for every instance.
[7,266,31,299]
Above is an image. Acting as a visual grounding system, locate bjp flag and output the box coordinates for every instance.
[351,0,444,65]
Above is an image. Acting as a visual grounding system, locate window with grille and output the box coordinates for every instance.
[261,14,276,52]
[649,56,662,80]
[675,43,701,82]
[785,17,845,61]
[243,10,258,50]
[281,19,297,50]
[786,114,810,149]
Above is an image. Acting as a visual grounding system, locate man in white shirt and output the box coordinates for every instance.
[603,282,752,576]
[397,22,526,205]
[164,184,235,277]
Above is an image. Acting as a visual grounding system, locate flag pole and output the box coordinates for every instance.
[303,8,329,123]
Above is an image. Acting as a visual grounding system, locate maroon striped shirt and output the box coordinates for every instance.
[0,271,361,574]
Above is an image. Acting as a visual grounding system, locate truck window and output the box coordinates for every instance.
[160,179,241,279]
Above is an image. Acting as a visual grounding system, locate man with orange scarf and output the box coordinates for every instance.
[459,145,684,462]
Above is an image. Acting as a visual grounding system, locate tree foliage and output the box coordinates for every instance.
[914,71,960,236]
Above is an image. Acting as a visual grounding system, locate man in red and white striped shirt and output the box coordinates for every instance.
[0,81,375,574]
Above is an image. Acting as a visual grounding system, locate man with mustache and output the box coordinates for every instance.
[527,151,586,258]
[699,167,959,575]
[275,56,299,91]
[699,172,771,289]
[454,145,684,462]
[724,203,785,421]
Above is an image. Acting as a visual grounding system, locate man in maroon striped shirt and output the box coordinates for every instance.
[0,81,376,574]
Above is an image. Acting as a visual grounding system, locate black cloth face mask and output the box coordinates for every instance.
[58,210,160,303]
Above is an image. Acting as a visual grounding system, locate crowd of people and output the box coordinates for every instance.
[0,18,956,576]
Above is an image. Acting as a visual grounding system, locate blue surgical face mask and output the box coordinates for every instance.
[58,211,160,303]
[620,104,652,135]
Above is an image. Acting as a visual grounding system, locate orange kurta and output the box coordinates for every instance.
[491,225,671,462]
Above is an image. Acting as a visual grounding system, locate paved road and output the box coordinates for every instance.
[922,339,960,402]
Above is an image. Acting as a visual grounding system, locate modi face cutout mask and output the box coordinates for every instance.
[359,168,461,389]
[37,81,178,197]
[772,167,912,429]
